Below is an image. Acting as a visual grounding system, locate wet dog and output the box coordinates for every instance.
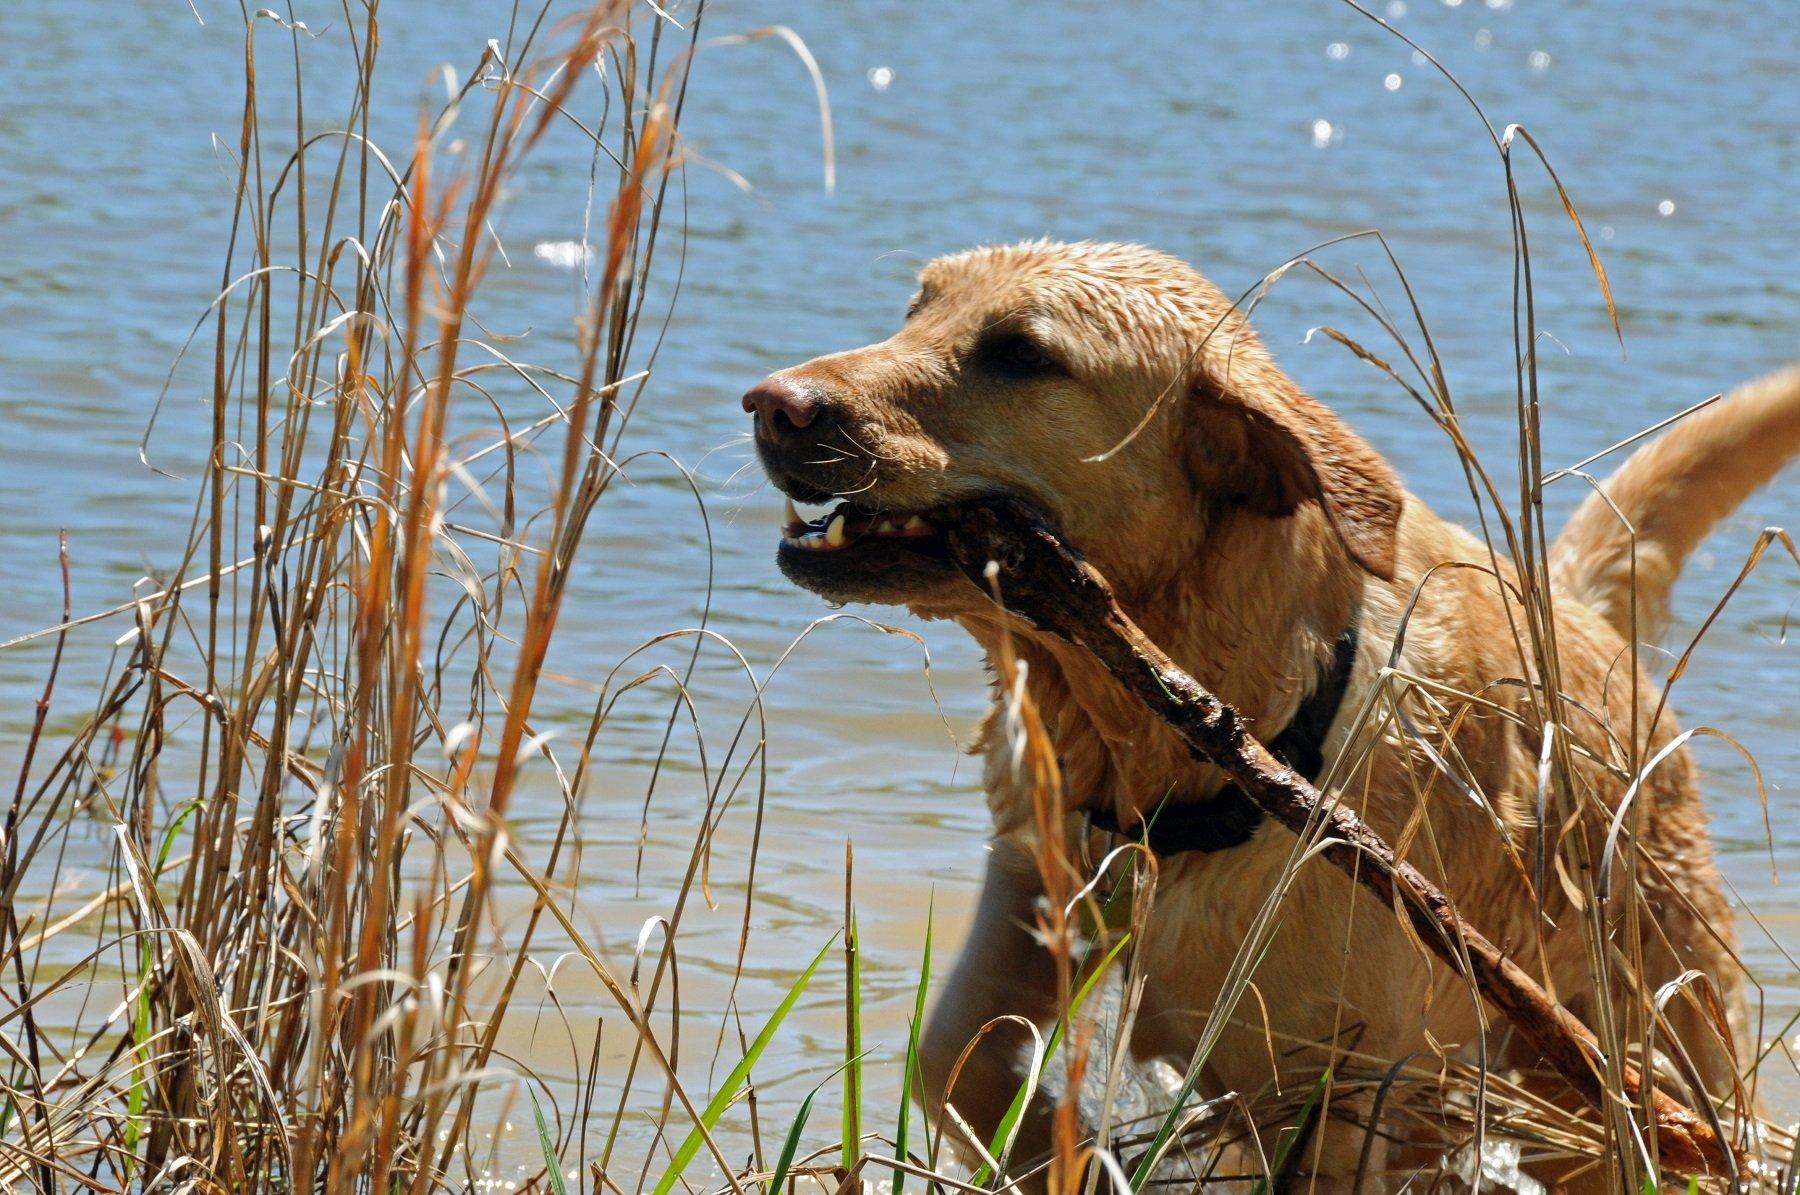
[746,240,1798,1186]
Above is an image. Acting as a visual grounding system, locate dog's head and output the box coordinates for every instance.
[745,240,1402,616]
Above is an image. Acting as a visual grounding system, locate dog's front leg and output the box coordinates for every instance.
[920,835,1062,1180]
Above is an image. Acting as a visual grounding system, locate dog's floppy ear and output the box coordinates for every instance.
[1191,376,1404,581]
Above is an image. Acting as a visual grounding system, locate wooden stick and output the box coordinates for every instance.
[939,496,1735,1179]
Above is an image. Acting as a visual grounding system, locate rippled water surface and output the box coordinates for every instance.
[1,0,1795,1173]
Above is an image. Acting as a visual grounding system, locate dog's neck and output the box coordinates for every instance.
[957,504,1363,833]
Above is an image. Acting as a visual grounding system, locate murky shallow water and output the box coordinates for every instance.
[1,0,1795,1181]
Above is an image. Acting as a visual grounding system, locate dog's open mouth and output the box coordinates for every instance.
[773,497,962,604]
[779,498,945,555]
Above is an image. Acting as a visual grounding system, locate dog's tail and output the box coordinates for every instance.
[1552,363,1800,644]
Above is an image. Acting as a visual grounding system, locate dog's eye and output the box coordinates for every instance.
[1006,338,1049,368]
[983,333,1060,375]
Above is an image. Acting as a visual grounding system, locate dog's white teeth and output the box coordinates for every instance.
[783,496,800,525]
[902,515,926,531]
[825,513,847,547]
[875,518,895,534]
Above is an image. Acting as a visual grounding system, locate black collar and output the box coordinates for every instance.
[1085,623,1359,856]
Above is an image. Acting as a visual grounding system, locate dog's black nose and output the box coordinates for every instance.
[743,375,827,442]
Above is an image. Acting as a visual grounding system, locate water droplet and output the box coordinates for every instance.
[1485,0,1513,9]
[1384,73,1404,91]
[867,65,894,92]
[1528,49,1552,71]
[1600,225,1616,241]
[1386,0,1407,17]
[1657,199,1676,216]
[1326,41,1351,60]
[1444,0,1464,7]
[1411,49,1428,65]
[1311,119,1339,148]
[1474,28,1493,49]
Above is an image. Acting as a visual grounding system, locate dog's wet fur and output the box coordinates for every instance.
[746,240,1800,1188]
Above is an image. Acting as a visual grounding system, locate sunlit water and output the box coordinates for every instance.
[1,0,1794,1181]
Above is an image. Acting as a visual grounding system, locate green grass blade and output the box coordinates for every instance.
[651,938,833,1195]
[767,1086,818,1194]
[1127,926,1286,1193]
[843,909,862,1169]
[1130,1063,1201,1190]
[893,896,934,1195]
[974,932,1132,1184]
[125,796,206,1182]
[529,1086,569,1195]
[1250,1067,1330,1195]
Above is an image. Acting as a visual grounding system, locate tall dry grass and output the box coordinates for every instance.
[0,2,718,1188]
[0,1,1793,1193]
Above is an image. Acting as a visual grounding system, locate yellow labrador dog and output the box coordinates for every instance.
[743,240,1798,1186]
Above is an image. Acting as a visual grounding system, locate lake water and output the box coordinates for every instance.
[1,0,1795,1180]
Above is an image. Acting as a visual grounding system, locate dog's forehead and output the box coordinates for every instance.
[914,240,1212,333]
[921,242,1125,298]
